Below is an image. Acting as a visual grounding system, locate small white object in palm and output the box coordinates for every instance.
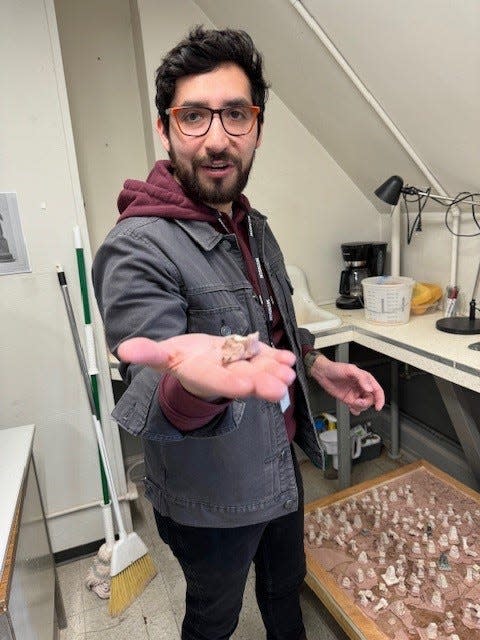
[221,332,260,364]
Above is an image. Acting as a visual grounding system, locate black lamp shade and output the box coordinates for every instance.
[375,175,404,206]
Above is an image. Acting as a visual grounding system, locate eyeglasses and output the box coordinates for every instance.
[165,105,261,137]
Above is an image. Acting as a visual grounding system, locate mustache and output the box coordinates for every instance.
[193,153,241,168]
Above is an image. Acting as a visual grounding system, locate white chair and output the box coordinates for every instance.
[286,265,341,333]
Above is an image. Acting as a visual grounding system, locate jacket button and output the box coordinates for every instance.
[280,448,287,461]
[220,324,232,336]
[284,499,293,509]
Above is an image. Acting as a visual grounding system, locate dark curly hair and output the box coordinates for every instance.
[155,26,269,132]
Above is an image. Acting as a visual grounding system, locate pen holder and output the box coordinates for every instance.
[443,286,462,317]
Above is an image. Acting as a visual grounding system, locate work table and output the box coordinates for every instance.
[311,305,480,489]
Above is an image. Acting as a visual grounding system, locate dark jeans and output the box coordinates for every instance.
[153,449,306,640]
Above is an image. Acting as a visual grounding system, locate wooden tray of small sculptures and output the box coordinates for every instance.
[304,460,480,640]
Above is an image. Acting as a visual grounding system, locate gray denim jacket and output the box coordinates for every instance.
[93,209,321,527]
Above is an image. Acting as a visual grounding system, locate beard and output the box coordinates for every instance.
[169,148,255,207]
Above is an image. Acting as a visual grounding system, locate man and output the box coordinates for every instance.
[93,27,384,640]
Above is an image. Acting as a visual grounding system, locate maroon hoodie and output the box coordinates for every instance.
[117,160,299,441]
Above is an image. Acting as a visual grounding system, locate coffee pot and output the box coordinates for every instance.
[336,242,387,309]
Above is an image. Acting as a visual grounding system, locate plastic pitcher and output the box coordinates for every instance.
[319,430,362,470]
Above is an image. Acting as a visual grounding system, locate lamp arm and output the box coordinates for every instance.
[406,187,480,209]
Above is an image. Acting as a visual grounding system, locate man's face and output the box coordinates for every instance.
[157,63,262,213]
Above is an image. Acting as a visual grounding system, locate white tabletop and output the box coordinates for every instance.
[0,425,35,577]
[313,306,480,393]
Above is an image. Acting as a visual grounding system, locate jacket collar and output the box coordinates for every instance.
[174,208,267,251]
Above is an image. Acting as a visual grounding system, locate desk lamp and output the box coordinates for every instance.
[375,175,480,335]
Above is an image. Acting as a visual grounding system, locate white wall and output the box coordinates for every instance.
[133,0,381,303]
[55,0,149,254]
[1,0,130,552]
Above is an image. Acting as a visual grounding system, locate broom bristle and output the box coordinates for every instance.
[108,553,157,616]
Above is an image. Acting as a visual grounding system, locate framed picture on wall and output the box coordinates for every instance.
[0,192,30,275]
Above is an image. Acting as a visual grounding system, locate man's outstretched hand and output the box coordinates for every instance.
[117,334,296,403]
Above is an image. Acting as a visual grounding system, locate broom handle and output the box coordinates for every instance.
[73,226,110,507]
[56,267,127,539]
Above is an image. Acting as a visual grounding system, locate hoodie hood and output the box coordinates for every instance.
[117,160,250,223]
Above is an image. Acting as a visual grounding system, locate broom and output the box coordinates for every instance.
[56,264,157,616]
[73,226,115,598]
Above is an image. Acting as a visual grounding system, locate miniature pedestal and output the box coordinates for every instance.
[304,460,480,640]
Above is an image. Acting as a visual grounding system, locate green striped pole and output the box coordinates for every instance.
[73,226,114,551]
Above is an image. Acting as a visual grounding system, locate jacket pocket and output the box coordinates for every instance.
[187,305,250,337]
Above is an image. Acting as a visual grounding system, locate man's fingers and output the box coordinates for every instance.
[117,337,171,371]
[228,360,291,402]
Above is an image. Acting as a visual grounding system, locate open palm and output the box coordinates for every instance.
[118,334,297,402]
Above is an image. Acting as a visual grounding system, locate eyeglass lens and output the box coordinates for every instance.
[175,107,257,136]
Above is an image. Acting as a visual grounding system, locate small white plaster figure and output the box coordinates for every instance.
[439,534,449,548]
[372,489,380,502]
[449,545,460,560]
[398,486,404,497]
[428,540,436,555]
[436,573,448,589]
[373,597,388,612]
[308,530,316,543]
[397,577,406,595]
[378,582,387,594]
[338,510,347,523]
[449,635,460,640]
[315,533,323,547]
[389,490,398,502]
[447,503,454,517]
[374,516,381,529]
[314,507,323,522]
[378,550,386,566]
[353,514,362,529]
[359,592,369,607]
[442,515,450,529]
[358,551,368,564]
[431,590,442,608]
[443,611,455,633]
[343,521,353,536]
[411,583,420,596]
[334,534,345,547]
[324,514,333,528]
[392,510,399,525]
[422,533,428,544]
[406,493,414,507]
[418,566,425,579]
[349,539,358,554]
[380,532,389,547]
[382,565,399,586]
[465,566,474,585]
[448,526,459,545]
[429,562,436,578]
[392,601,406,616]
[367,568,376,579]
[429,493,436,506]
[426,622,438,639]
[412,541,421,555]
[341,576,351,589]
[356,568,365,583]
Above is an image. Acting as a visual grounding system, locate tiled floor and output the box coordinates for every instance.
[57,450,403,639]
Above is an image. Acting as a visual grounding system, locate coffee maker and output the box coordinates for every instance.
[336,241,387,309]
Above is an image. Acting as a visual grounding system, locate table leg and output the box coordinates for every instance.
[434,378,480,487]
[335,342,351,489]
[389,360,401,459]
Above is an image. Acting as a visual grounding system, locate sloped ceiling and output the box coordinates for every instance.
[195,0,479,210]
